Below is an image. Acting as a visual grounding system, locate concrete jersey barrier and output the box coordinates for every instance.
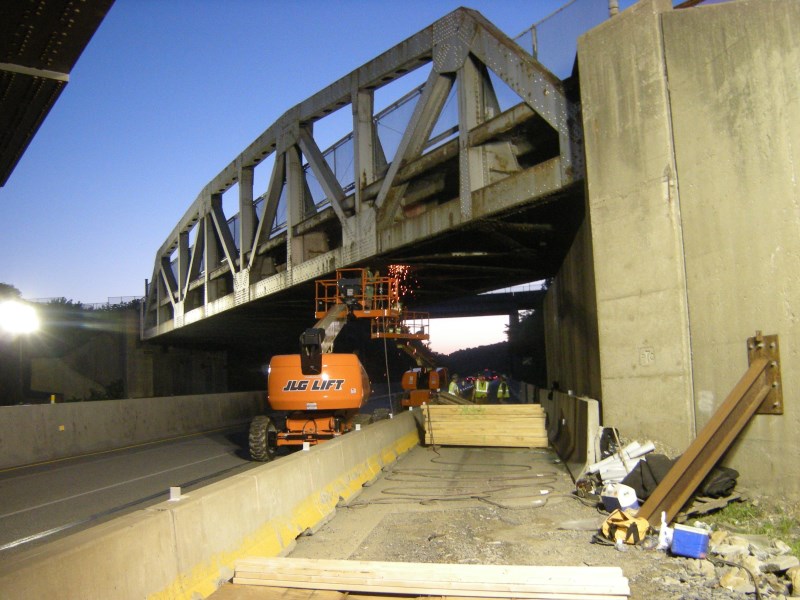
[0,410,420,600]
[0,391,263,469]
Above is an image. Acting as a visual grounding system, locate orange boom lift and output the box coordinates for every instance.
[248,268,430,461]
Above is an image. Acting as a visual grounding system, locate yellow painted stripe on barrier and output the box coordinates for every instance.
[149,429,419,600]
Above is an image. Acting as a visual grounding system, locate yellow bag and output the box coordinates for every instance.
[601,508,650,545]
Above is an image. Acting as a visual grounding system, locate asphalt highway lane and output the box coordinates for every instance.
[0,427,258,556]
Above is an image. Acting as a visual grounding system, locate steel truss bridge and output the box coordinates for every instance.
[142,8,585,351]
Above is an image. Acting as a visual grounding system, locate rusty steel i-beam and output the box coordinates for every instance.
[638,332,783,526]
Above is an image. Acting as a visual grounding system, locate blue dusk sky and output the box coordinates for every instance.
[0,0,635,353]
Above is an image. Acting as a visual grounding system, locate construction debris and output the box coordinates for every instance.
[600,509,650,546]
[233,557,631,599]
[423,404,548,448]
[587,440,655,484]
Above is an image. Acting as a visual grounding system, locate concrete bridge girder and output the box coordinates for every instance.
[143,8,584,344]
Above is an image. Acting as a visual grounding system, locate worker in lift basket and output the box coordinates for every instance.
[448,374,460,397]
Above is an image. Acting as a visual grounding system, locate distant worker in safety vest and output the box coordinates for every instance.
[448,374,460,397]
[474,375,489,403]
[497,376,510,402]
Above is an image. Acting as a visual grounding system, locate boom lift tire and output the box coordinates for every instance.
[372,408,391,421]
[352,413,373,427]
[249,415,277,462]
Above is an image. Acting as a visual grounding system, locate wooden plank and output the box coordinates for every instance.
[425,412,544,418]
[425,411,545,415]
[232,574,627,594]
[425,406,544,414]
[425,432,546,436]
[429,409,545,413]
[427,418,545,421]
[234,559,626,587]
[424,431,546,436]
[424,436,549,447]
[210,584,344,600]
[279,592,624,600]
[425,403,544,408]
[424,434,548,441]
[424,426,546,432]
[233,580,625,600]
[425,439,549,448]
[425,421,546,428]
[233,576,627,598]
[236,557,624,579]
[234,558,629,599]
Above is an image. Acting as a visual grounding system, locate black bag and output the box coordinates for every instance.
[622,455,738,501]
[698,466,739,498]
[621,454,675,501]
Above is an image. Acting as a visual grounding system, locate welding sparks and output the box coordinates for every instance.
[388,264,417,299]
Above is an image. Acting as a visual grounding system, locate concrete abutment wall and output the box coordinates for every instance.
[662,0,800,490]
[579,0,696,450]
[578,0,800,494]
[544,206,602,402]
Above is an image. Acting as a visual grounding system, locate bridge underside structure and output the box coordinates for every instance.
[142,8,585,352]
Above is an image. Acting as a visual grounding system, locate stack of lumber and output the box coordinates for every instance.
[234,557,630,599]
[432,390,474,405]
[424,404,547,448]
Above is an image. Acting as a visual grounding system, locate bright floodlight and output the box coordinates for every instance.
[0,300,40,335]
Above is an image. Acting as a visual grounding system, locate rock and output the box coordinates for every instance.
[752,548,771,561]
[692,520,712,531]
[660,576,682,587]
[686,558,717,579]
[710,529,729,546]
[787,566,800,596]
[763,555,800,573]
[698,559,717,579]
[773,540,793,555]
[719,567,756,594]
[764,572,790,596]
[741,555,763,575]
[712,543,750,560]
[726,535,751,547]
[738,533,773,552]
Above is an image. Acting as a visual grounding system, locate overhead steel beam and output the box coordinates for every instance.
[0,63,69,83]
[0,0,114,187]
